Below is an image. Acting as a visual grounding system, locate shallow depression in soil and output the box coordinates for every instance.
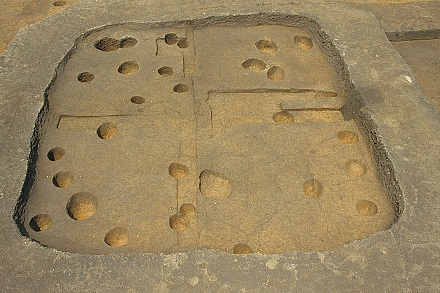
[18,22,399,255]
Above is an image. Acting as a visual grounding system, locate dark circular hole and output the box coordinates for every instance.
[173,84,189,93]
[47,147,66,161]
[130,96,145,104]
[165,33,178,45]
[53,0,67,6]
[233,243,253,254]
[255,40,278,54]
[77,72,95,83]
[97,122,117,139]
[177,39,189,48]
[120,37,138,48]
[105,227,129,247]
[29,214,52,232]
[118,61,139,75]
[67,192,98,221]
[94,37,120,52]
[158,66,173,77]
[169,162,189,179]
[267,66,285,81]
[241,58,266,71]
[169,214,188,232]
[53,171,74,188]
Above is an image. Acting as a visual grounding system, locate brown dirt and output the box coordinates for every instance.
[22,24,396,254]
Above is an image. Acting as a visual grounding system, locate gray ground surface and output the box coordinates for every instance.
[393,38,440,113]
[1,1,440,292]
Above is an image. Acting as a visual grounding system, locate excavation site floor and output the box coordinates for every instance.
[24,24,394,255]
[1,1,440,292]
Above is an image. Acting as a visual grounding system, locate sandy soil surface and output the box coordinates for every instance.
[23,24,395,254]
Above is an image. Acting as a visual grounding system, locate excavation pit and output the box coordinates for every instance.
[4,0,440,289]
[17,23,400,255]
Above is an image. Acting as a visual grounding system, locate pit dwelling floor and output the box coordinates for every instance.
[2,1,440,292]
[24,24,394,255]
